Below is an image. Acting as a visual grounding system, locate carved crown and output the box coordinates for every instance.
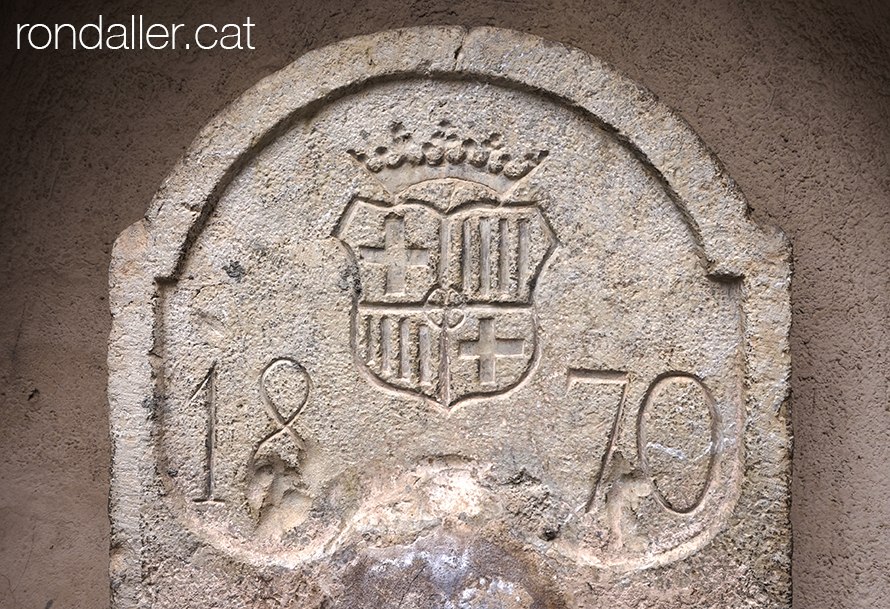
[348,121,548,193]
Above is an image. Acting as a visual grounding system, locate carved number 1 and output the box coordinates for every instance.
[191,365,224,504]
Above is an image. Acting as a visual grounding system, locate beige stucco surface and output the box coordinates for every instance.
[0,1,887,608]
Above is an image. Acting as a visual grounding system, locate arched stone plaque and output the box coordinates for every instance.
[109,27,791,608]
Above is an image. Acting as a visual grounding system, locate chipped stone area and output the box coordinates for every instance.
[108,27,791,608]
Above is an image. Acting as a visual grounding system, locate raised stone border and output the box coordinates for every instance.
[109,26,791,607]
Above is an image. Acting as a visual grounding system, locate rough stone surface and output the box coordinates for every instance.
[108,28,790,607]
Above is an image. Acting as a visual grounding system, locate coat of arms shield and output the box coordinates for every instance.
[337,174,556,409]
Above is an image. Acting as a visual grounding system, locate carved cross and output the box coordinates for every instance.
[359,217,429,294]
[459,317,524,384]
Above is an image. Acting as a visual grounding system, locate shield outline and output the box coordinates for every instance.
[334,177,557,410]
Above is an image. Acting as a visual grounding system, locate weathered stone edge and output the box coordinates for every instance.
[108,26,792,607]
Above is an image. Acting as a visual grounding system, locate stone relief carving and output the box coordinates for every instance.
[108,27,791,608]
[335,150,556,408]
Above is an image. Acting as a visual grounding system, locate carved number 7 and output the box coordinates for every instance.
[567,369,629,513]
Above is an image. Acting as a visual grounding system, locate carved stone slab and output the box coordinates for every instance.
[109,27,791,608]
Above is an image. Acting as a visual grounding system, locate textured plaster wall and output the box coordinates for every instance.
[0,1,887,607]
